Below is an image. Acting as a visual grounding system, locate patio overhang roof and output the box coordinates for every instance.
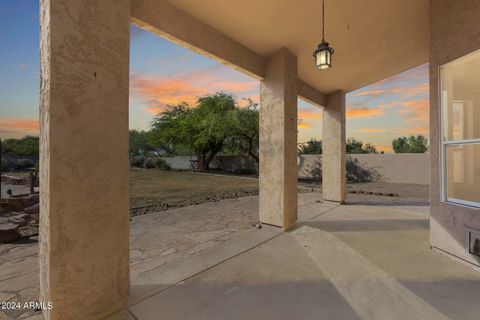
[132,0,429,100]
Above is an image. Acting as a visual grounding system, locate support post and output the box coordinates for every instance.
[322,90,346,203]
[39,1,130,318]
[259,48,298,230]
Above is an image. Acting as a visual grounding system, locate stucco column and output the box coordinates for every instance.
[259,48,298,230]
[322,90,346,203]
[39,1,130,319]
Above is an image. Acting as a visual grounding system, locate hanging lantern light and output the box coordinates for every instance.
[313,0,334,70]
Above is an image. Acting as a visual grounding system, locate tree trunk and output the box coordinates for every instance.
[204,150,217,170]
[30,171,35,194]
[204,141,224,171]
[248,140,259,163]
[198,153,207,171]
[248,150,259,163]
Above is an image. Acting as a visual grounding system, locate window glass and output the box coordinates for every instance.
[441,53,480,142]
[441,50,480,207]
[446,144,480,204]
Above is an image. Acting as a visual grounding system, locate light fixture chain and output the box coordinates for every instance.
[322,0,325,41]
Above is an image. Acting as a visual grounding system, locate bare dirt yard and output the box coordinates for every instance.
[130,169,429,215]
[3,170,429,213]
[129,169,259,214]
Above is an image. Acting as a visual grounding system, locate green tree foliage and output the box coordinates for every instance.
[298,138,322,154]
[298,138,379,154]
[225,99,259,162]
[150,93,237,171]
[2,136,39,156]
[392,135,428,153]
[129,130,156,157]
[363,143,379,154]
[346,138,379,154]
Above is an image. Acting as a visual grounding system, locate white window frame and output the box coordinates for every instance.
[439,52,480,209]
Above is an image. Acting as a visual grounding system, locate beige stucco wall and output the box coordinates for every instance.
[259,48,298,230]
[322,91,346,202]
[39,0,131,319]
[298,154,430,185]
[429,0,480,267]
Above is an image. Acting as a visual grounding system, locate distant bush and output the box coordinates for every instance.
[143,158,156,169]
[298,138,322,154]
[130,155,171,170]
[130,156,147,168]
[1,159,12,171]
[16,159,35,170]
[392,135,428,153]
[2,136,39,156]
[153,158,171,170]
[0,157,36,171]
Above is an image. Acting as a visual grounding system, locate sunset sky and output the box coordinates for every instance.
[0,1,429,153]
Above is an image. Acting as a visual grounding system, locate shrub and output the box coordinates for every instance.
[2,136,39,156]
[130,155,146,168]
[392,135,428,153]
[1,159,13,171]
[298,139,322,154]
[143,158,156,169]
[154,158,171,170]
[130,155,171,170]
[16,159,35,170]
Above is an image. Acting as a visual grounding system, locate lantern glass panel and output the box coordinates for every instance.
[316,49,331,69]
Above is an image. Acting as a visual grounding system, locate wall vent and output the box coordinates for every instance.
[468,230,480,257]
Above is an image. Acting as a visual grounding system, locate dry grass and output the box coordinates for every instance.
[130,169,259,208]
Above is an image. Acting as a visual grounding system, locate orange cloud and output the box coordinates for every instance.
[358,128,386,133]
[353,82,428,98]
[346,107,384,119]
[130,75,202,114]
[0,118,39,138]
[397,99,429,121]
[298,110,322,120]
[357,126,429,136]
[130,70,258,114]
[297,109,322,130]
[0,118,39,130]
[404,126,429,135]
[353,88,401,97]
[298,121,313,129]
[402,82,429,96]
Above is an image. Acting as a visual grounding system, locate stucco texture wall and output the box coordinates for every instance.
[429,0,480,267]
[40,0,131,319]
[298,154,430,184]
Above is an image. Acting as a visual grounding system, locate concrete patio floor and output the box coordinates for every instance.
[126,201,480,320]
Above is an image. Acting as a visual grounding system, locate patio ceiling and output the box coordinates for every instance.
[162,0,429,94]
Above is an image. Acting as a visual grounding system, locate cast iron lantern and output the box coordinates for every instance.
[313,0,334,70]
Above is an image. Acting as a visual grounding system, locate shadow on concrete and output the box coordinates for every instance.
[128,278,480,320]
[303,218,429,232]
[130,280,362,320]
[345,199,430,207]
[400,279,480,320]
